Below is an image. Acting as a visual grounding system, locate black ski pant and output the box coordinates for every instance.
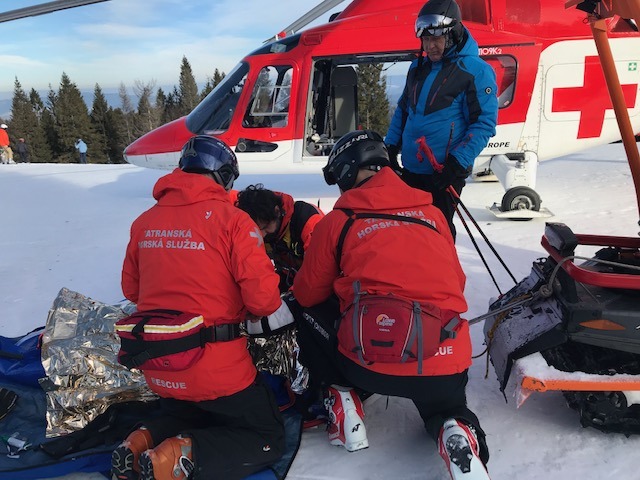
[292,297,489,464]
[140,375,285,480]
[399,170,466,241]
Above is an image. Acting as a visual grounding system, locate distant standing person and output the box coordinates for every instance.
[75,138,87,164]
[0,124,13,164]
[16,138,30,163]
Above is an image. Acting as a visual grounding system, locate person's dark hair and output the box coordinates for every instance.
[236,184,284,224]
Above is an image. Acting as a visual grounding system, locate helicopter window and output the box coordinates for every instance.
[305,57,412,157]
[482,55,517,109]
[186,62,249,134]
[460,2,489,25]
[505,0,541,25]
[243,66,292,128]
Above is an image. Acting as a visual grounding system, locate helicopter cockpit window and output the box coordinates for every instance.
[243,66,292,128]
[186,62,249,134]
[482,55,517,109]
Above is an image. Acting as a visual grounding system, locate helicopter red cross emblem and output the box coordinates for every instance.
[552,55,638,139]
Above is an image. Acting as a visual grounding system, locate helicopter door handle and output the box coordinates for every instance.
[235,138,278,153]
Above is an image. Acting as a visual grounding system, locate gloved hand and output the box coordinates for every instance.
[246,295,296,337]
[385,144,402,173]
[432,155,471,190]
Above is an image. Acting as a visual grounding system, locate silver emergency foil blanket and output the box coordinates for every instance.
[40,288,157,437]
[247,328,309,394]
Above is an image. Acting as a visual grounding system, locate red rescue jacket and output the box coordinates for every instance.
[0,129,9,147]
[292,168,471,376]
[122,169,281,401]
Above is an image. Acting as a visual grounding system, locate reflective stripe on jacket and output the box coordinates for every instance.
[122,169,281,400]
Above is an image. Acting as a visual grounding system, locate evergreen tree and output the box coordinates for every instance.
[42,87,59,161]
[90,84,120,163]
[8,80,50,162]
[357,63,390,135]
[155,87,167,125]
[108,108,128,163]
[200,68,226,100]
[178,56,199,116]
[9,78,36,147]
[52,73,99,163]
[134,79,161,138]
[27,89,53,162]
[213,69,225,86]
[163,87,182,123]
[118,82,136,147]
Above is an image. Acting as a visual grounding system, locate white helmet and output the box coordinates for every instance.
[0,124,7,129]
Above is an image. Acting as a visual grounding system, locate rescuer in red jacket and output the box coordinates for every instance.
[114,136,287,480]
[290,130,491,480]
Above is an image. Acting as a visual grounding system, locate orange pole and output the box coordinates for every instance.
[589,17,640,226]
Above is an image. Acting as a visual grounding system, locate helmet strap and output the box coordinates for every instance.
[212,169,234,191]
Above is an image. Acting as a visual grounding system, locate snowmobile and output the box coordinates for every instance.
[483,0,640,435]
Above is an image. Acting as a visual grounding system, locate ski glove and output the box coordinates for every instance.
[246,294,295,337]
[432,155,471,191]
[385,144,402,173]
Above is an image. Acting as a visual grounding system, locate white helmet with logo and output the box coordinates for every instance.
[0,124,7,129]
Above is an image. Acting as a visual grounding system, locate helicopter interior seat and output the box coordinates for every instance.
[330,66,358,140]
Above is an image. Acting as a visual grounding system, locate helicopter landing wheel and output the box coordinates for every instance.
[501,187,541,221]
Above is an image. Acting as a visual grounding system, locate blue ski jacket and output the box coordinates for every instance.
[385,27,498,174]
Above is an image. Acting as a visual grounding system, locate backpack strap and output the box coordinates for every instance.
[335,208,440,269]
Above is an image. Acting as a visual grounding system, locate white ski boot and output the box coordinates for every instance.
[438,419,490,480]
[324,385,368,452]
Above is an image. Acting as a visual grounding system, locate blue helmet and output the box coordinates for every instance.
[323,130,390,191]
[179,135,239,191]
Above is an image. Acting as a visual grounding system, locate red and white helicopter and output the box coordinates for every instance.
[123,0,640,218]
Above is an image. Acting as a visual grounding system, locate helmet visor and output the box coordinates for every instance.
[415,14,455,37]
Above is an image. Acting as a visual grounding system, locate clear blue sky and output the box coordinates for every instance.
[0,0,345,93]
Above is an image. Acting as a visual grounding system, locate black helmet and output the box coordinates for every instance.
[323,130,390,191]
[415,0,463,43]
[179,135,239,191]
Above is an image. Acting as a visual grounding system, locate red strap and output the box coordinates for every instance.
[415,136,443,173]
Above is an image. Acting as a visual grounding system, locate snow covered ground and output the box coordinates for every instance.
[1,142,639,479]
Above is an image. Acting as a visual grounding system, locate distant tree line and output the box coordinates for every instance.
[1,55,392,164]
[0,56,225,164]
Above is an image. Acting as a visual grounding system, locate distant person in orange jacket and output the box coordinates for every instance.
[114,136,292,480]
[0,124,13,164]
[290,130,490,480]
[236,184,324,290]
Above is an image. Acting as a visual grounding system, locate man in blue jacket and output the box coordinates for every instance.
[385,0,498,238]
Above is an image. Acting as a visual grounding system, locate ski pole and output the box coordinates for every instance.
[452,201,504,295]
[447,186,517,284]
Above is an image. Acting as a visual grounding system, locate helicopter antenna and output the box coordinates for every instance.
[265,0,347,42]
[0,0,110,24]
